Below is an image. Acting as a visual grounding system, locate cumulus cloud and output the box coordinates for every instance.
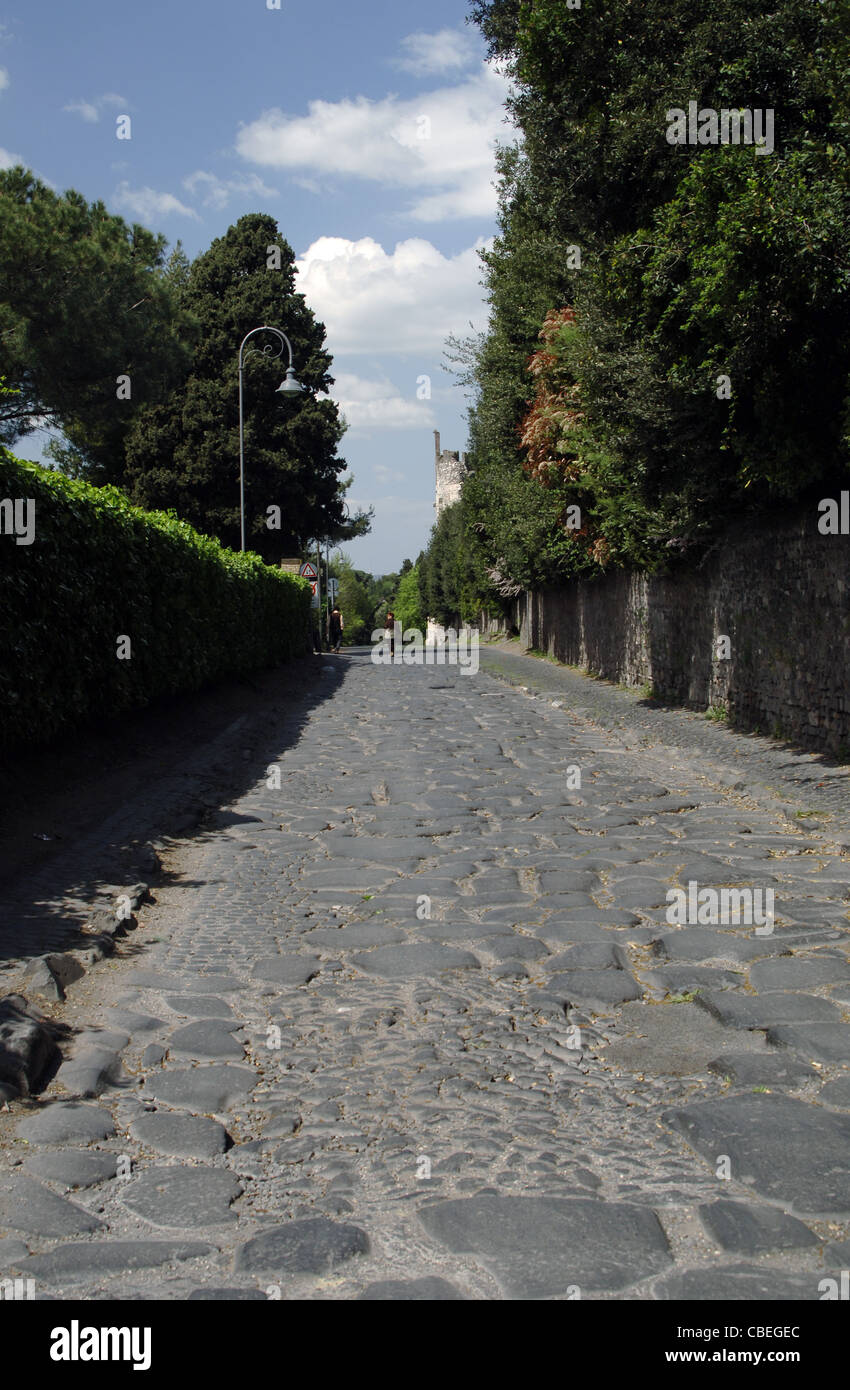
[394,27,482,76]
[0,145,23,169]
[64,93,128,123]
[0,68,9,92]
[236,64,511,222]
[295,235,491,356]
[324,372,436,436]
[182,169,279,210]
[113,181,199,222]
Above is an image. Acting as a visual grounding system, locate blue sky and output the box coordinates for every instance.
[1,0,516,572]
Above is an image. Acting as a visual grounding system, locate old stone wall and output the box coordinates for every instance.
[485,509,850,754]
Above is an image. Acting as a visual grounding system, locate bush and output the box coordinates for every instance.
[0,450,311,750]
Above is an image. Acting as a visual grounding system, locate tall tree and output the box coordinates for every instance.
[123,214,357,560]
[0,167,193,480]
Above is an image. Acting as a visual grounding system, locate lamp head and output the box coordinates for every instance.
[277,366,306,394]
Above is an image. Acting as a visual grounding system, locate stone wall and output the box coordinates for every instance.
[488,509,850,754]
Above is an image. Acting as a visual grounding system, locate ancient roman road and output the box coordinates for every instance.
[2,644,850,1299]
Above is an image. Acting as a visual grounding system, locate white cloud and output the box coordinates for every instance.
[324,372,436,436]
[113,181,199,222]
[0,68,9,92]
[373,463,407,483]
[64,92,128,123]
[295,235,491,356]
[394,27,482,76]
[182,169,278,210]
[235,64,511,222]
[0,146,23,168]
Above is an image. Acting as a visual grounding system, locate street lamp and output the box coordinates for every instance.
[238,325,306,552]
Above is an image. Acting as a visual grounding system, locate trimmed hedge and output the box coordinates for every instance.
[0,450,311,751]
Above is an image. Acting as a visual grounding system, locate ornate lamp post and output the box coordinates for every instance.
[238,325,305,552]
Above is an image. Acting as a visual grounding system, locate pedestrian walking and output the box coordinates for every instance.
[385,608,396,659]
[329,604,344,653]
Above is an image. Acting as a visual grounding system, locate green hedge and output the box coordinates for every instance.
[0,450,311,750]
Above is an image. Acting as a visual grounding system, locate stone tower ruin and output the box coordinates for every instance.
[434,430,469,516]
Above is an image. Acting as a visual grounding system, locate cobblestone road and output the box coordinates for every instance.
[2,646,850,1300]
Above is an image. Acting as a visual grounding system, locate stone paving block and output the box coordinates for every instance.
[130,1112,230,1159]
[351,944,480,978]
[120,1166,242,1227]
[0,1174,103,1236]
[545,969,642,1008]
[357,1277,465,1300]
[666,1093,850,1213]
[819,1077,850,1108]
[749,953,850,992]
[698,1199,818,1254]
[697,991,840,1029]
[766,1022,850,1063]
[23,1150,118,1189]
[706,1053,817,1087]
[418,1193,670,1297]
[233,1218,370,1273]
[142,1065,255,1112]
[16,1102,115,1145]
[163,996,235,1018]
[655,1265,820,1300]
[167,1021,245,1061]
[252,956,320,986]
[21,1241,212,1283]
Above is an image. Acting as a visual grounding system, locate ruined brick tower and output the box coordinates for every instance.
[434,430,469,516]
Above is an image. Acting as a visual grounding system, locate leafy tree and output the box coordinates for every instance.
[123,214,353,561]
[393,565,425,632]
[0,167,193,480]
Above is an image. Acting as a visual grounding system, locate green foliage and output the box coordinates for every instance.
[0,168,194,480]
[123,214,354,561]
[457,0,850,590]
[393,565,425,632]
[418,502,492,625]
[0,450,310,751]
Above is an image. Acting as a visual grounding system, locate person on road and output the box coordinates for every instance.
[385,608,396,659]
[329,605,344,653]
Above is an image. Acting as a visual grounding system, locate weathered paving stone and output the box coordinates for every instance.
[164,996,235,1018]
[130,1112,230,1159]
[545,942,623,970]
[766,1023,850,1064]
[417,1194,671,1297]
[23,1150,118,1189]
[21,1241,212,1283]
[0,1174,103,1236]
[252,956,320,986]
[0,1238,29,1263]
[143,1065,255,1112]
[655,1265,820,1300]
[545,969,642,1008]
[103,1009,163,1034]
[120,1166,242,1227]
[819,1077,850,1108]
[187,1288,267,1301]
[666,1093,850,1214]
[233,1218,370,1273]
[706,1053,818,1087]
[652,929,767,964]
[167,1020,245,1061]
[16,1102,115,1145]
[697,991,840,1029]
[749,954,850,991]
[698,1199,819,1254]
[0,994,59,1097]
[351,944,480,978]
[357,1277,465,1300]
[56,1046,124,1098]
[304,924,405,948]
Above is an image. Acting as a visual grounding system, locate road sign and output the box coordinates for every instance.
[300,561,318,580]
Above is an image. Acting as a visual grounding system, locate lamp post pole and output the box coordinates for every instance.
[237,324,305,553]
